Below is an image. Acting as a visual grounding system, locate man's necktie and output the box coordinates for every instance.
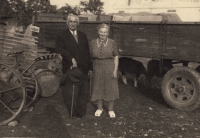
[73,31,78,43]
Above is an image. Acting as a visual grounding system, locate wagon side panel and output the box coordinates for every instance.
[164,23,200,62]
[35,21,67,48]
[78,22,100,42]
[35,21,104,48]
[114,22,161,59]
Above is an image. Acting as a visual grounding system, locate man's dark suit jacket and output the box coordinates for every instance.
[55,28,92,74]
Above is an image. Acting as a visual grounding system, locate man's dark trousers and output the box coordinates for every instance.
[61,74,89,118]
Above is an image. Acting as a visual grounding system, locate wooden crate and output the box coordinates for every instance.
[0,26,50,67]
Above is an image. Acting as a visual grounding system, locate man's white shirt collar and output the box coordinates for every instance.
[69,29,77,35]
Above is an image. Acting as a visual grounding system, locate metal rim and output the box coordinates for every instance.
[17,66,39,109]
[167,75,195,104]
[0,64,26,125]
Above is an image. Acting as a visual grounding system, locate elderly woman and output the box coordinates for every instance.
[89,23,119,118]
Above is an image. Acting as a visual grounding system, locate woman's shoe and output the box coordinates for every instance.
[95,109,103,117]
[108,111,116,118]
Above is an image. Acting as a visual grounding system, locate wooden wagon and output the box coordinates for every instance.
[34,13,200,111]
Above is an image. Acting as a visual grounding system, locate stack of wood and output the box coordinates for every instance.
[0,25,50,67]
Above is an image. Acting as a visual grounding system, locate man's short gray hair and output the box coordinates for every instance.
[97,23,110,32]
[67,13,79,23]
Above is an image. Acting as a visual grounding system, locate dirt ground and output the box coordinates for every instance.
[1,77,200,138]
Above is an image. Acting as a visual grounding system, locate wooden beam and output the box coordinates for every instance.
[0,34,38,43]
[128,0,131,5]
[1,41,37,47]
[0,29,38,39]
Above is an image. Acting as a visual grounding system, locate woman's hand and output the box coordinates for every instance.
[113,56,118,79]
[88,70,93,78]
[112,70,118,79]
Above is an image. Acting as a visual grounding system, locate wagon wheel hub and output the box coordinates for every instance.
[176,86,184,93]
[170,76,194,103]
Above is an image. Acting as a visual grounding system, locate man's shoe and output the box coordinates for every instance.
[76,113,85,119]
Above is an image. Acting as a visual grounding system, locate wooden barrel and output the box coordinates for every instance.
[31,68,60,97]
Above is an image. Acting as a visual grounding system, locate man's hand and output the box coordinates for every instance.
[58,54,62,61]
[71,58,77,69]
[72,58,77,67]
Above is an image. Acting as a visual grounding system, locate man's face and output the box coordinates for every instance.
[67,16,79,31]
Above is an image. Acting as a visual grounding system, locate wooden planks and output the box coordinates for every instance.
[0,27,50,67]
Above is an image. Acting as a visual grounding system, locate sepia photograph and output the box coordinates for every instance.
[0,0,200,137]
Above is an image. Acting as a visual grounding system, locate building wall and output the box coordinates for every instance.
[102,0,200,22]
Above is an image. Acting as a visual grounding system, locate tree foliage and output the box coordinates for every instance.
[0,0,26,16]
[0,0,27,25]
[26,0,56,13]
[0,0,104,26]
[57,4,81,16]
[57,4,74,15]
[0,0,57,26]
[80,0,104,14]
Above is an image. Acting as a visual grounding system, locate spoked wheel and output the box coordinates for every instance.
[0,64,26,125]
[162,67,200,111]
[17,66,39,109]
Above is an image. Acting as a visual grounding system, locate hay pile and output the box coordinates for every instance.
[157,13,182,22]
[108,12,182,22]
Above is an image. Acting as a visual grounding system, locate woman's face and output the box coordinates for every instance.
[98,27,109,40]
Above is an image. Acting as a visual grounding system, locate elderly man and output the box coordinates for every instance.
[55,13,92,119]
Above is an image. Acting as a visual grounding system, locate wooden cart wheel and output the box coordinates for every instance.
[17,66,39,109]
[161,67,200,111]
[0,64,26,125]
